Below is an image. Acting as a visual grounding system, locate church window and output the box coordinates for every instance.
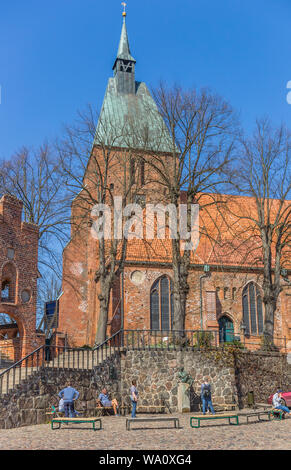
[242,282,264,335]
[130,158,136,183]
[140,160,145,185]
[1,263,17,303]
[150,276,174,330]
[1,281,10,302]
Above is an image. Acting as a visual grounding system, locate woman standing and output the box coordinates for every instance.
[130,379,138,418]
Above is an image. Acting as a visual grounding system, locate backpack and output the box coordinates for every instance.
[202,384,211,398]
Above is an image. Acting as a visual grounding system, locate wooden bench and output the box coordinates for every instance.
[136,405,166,414]
[237,410,271,424]
[96,405,128,416]
[253,403,272,410]
[200,403,237,412]
[126,417,179,431]
[190,413,239,428]
[51,417,102,430]
[213,403,237,411]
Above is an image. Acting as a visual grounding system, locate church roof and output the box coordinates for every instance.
[94,14,173,153]
[94,79,173,152]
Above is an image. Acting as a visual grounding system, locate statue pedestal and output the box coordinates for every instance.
[178,383,190,413]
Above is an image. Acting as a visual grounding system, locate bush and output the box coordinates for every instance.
[222,340,245,350]
[194,331,213,349]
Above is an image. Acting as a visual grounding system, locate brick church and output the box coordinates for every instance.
[56,11,291,351]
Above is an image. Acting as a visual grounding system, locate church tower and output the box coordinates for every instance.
[112,10,136,95]
[58,8,173,348]
[94,10,172,154]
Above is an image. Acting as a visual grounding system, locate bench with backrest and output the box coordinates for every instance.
[51,416,102,430]
[126,416,179,431]
[190,413,239,428]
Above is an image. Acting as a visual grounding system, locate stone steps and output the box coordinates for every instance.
[0,347,120,395]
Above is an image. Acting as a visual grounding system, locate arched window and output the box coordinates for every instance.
[1,263,16,303]
[242,282,264,335]
[1,281,10,301]
[150,276,174,330]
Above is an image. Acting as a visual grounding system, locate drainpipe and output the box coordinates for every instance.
[199,265,211,330]
[121,270,124,347]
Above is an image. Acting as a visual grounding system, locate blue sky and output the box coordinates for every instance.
[0,0,291,159]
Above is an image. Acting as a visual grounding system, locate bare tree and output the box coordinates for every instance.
[0,144,70,278]
[143,84,237,335]
[226,119,291,346]
[56,105,146,344]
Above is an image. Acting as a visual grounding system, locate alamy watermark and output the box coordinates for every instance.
[90,196,199,251]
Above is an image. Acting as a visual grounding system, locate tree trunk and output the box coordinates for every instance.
[95,279,110,345]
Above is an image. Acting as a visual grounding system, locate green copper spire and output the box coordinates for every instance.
[113,11,136,94]
[94,6,173,152]
[116,15,136,63]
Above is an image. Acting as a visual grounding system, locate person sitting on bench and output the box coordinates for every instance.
[97,388,119,416]
[272,390,291,417]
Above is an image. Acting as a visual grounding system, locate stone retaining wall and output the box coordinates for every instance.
[0,348,289,428]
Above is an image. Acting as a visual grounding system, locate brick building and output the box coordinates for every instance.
[0,195,42,361]
[58,13,291,350]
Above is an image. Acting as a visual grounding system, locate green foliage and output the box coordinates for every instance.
[194,331,213,349]
[222,340,245,350]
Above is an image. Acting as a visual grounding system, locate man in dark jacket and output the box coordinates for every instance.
[201,380,215,415]
[58,382,80,418]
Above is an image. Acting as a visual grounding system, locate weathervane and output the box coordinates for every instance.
[121,2,127,17]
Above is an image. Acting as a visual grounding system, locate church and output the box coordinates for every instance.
[57,11,291,351]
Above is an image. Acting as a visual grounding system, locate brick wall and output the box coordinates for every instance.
[0,195,40,358]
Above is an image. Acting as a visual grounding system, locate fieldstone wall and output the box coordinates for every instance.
[120,349,237,413]
[0,353,123,429]
[0,348,289,428]
[233,350,290,407]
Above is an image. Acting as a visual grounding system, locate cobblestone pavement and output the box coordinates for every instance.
[0,410,290,450]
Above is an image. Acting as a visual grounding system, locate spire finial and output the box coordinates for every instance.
[121,2,127,17]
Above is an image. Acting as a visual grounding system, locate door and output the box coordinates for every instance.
[219,316,234,343]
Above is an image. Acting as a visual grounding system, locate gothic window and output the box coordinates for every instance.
[206,291,216,321]
[140,160,145,186]
[232,287,237,300]
[1,281,10,302]
[224,287,229,300]
[134,194,146,209]
[150,276,174,330]
[130,158,136,183]
[242,282,264,335]
[1,263,17,303]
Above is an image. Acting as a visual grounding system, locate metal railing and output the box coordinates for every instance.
[0,328,288,398]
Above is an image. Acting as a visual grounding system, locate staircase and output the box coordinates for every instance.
[0,331,124,397]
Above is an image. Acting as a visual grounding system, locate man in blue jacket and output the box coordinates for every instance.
[58,382,80,418]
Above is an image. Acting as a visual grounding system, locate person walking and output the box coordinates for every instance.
[272,390,291,417]
[58,381,79,418]
[201,380,215,415]
[130,379,138,418]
